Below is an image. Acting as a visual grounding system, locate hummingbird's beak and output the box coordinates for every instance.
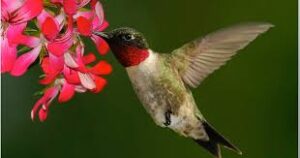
[93,31,110,40]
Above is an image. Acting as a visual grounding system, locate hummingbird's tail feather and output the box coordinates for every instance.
[194,122,242,158]
[194,138,221,158]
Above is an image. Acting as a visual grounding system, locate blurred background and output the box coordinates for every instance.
[2,0,297,158]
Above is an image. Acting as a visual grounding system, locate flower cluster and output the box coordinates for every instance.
[1,0,112,121]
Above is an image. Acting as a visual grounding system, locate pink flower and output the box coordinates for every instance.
[62,43,111,92]
[10,45,42,76]
[32,43,112,121]
[50,0,91,15]
[1,0,43,24]
[1,0,112,122]
[3,22,41,76]
[58,81,75,103]
[46,17,74,57]
[31,81,76,122]
[1,0,43,76]
[1,0,43,74]
[31,87,59,122]
[75,1,109,55]
[39,55,64,85]
[37,10,65,40]
[6,23,40,47]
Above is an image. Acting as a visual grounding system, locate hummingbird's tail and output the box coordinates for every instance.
[194,122,242,158]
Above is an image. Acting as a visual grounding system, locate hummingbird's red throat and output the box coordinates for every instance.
[112,46,150,67]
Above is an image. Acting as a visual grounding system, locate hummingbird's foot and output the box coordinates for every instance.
[164,110,172,126]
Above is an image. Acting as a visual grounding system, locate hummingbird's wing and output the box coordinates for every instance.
[170,23,273,88]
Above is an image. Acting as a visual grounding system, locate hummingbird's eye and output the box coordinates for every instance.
[121,34,135,41]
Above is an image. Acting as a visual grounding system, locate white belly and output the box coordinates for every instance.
[125,51,207,139]
[126,51,167,125]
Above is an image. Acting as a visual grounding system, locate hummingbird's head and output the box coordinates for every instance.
[94,27,150,67]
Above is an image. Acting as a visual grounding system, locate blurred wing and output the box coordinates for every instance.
[171,22,273,88]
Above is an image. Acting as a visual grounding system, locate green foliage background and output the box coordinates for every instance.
[2,0,297,158]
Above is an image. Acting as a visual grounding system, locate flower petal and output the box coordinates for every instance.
[1,0,23,15]
[47,43,65,56]
[91,75,107,93]
[78,72,96,89]
[63,0,77,15]
[42,17,59,41]
[58,81,75,103]
[72,44,90,73]
[1,6,9,21]
[41,57,51,73]
[74,85,87,93]
[77,16,92,36]
[10,44,42,76]
[41,57,54,74]
[38,108,48,122]
[89,61,112,75]
[82,53,96,64]
[37,10,61,32]
[22,36,41,48]
[73,10,93,20]
[11,0,43,24]
[1,37,17,72]
[55,12,66,31]
[77,0,91,8]
[75,41,84,56]
[90,0,97,7]
[94,20,109,32]
[31,87,58,121]
[7,23,40,47]
[31,99,45,121]
[39,74,58,85]
[6,23,26,43]
[94,2,104,26]
[91,35,110,55]
[37,10,52,28]
[64,52,79,68]
[47,20,73,56]
[48,54,64,73]
[39,55,63,84]
[91,2,109,31]
[63,66,81,84]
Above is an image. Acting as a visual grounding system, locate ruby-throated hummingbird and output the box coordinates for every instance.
[94,23,273,158]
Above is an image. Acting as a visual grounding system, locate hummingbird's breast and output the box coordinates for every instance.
[125,50,205,139]
[126,50,165,120]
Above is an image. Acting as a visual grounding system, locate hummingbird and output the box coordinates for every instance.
[94,22,273,158]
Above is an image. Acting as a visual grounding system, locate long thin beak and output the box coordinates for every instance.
[93,31,110,39]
